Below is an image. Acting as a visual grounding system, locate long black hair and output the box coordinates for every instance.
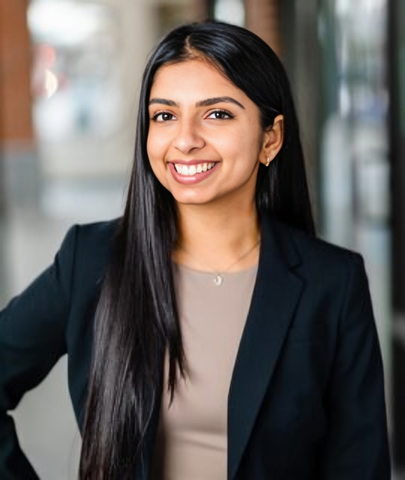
[79,21,315,479]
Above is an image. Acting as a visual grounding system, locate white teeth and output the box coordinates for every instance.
[173,162,216,176]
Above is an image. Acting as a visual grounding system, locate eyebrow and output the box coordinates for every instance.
[148,96,245,110]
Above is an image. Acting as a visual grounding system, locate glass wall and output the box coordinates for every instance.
[319,0,391,362]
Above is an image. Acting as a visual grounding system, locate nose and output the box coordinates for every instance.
[172,117,205,154]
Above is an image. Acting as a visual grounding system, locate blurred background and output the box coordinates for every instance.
[0,0,403,478]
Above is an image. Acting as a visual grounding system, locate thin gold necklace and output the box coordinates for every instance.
[178,237,260,286]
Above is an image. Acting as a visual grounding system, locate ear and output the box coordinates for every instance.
[259,115,284,167]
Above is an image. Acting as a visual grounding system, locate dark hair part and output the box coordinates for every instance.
[79,21,314,479]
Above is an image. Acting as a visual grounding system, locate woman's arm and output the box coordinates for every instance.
[319,254,391,479]
[0,226,78,479]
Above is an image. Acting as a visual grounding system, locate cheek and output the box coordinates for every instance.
[146,133,169,189]
[147,131,166,167]
[146,131,157,161]
[220,134,261,172]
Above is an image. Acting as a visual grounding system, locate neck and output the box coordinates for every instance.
[173,199,260,272]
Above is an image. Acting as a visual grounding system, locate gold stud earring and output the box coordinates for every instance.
[266,157,271,167]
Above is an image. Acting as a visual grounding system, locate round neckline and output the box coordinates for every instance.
[172,261,258,276]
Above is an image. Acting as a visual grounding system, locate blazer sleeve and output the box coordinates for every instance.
[0,226,78,479]
[319,254,391,479]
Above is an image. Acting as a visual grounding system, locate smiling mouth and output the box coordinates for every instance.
[173,162,217,176]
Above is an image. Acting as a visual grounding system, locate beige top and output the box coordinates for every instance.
[151,263,258,480]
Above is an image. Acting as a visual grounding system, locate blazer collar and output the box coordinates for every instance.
[227,214,304,480]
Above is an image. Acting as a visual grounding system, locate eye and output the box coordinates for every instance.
[152,111,176,122]
[207,110,234,120]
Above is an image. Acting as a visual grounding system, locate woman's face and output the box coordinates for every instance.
[147,59,276,208]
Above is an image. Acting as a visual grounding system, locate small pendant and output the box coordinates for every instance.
[213,274,223,286]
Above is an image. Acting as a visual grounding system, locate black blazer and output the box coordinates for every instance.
[0,216,391,479]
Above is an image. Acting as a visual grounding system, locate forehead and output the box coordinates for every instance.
[150,60,244,100]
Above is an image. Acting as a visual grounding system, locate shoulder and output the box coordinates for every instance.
[67,218,119,248]
[268,219,373,332]
[61,218,119,260]
[266,218,367,300]
[58,218,120,291]
[270,217,364,270]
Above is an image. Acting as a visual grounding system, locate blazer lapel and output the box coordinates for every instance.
[227,216,304,480]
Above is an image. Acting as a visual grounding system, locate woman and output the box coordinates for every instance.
[0,21,390,480]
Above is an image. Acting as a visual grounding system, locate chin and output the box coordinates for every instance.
[170,190,216,206]
[173,196,212,206]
